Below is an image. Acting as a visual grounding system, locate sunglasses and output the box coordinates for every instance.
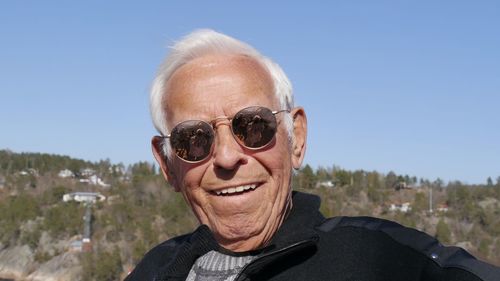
[161,106,290,163]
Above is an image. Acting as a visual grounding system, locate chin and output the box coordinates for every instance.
[220,220,260,239]
[213,220,267,251]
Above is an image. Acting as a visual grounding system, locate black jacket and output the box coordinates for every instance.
[125,192,500,281]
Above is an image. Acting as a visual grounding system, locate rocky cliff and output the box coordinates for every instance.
[0,241,81,281]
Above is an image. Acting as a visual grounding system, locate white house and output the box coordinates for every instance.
[18,168,39,177]
[315,180,335,188]
[58,169,75,178]
[79,175,110,187]
[389,202,412,213]
[436,204,449,213]
[63,192,106,203]
[80,168,96,177]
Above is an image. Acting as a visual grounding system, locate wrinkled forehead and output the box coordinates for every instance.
[163,54,277,123]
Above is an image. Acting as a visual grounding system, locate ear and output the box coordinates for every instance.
[152,136,180,192]
[290,107,307,169]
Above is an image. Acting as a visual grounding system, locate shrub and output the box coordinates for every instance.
[435,219,451,244]
[42,202,83,238]
[81,247,122,281]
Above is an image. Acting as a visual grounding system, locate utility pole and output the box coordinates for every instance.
[429,185,433,214]
[6,160,12,175]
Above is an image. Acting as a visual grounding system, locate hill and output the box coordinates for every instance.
[0,150,499,280]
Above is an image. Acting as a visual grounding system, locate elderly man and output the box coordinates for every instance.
[126,30,499,281]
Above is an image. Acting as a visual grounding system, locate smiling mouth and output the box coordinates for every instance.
[212,184,258,196]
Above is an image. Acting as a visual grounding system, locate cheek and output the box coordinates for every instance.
[171,161,206,191]
[258,131,292,171]
[251,146,292,197]
[175,165,210,217]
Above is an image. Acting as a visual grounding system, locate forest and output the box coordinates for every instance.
[0,149,499,280]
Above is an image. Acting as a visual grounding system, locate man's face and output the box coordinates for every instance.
[153,54,306,251]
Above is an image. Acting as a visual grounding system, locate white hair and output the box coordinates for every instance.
[150,29,295,157]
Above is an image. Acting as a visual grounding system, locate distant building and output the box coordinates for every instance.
[109,165,126,175]
[80,168,96,177]
[69,238,92,252]
[63,192,106,203]
[315,180,335,188]
[389,202,412,213]
[393,181,413,191]
[436,203,449,213]
[69,240,83,252]
[79,175,110,187]
[18,168,39,177]
[58,169,75,178]
[119,175,131,182]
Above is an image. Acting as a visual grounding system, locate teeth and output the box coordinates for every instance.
[214,184,257,195]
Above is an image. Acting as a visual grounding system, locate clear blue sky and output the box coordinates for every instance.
[1,1,499,184]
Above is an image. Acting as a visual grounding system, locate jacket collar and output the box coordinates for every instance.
[156,191,324,280]
[265,191,324,251]
[156,225,219,280]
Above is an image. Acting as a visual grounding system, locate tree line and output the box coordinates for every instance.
[0,150,499,279]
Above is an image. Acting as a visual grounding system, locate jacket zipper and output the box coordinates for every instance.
[234,239,314,281]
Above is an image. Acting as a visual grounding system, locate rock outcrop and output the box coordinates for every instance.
[0,245,35,280]
[26,252,81,281]
[0,244,82,281]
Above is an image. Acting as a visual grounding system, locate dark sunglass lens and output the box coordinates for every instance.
[170,121,214,162]
[232,107,277,148]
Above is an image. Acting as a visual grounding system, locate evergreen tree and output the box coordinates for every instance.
[333,168,351,187]
[486,177,493,187]
[385,171,398,189]
[299,164,316,189]
[435,218,451,244]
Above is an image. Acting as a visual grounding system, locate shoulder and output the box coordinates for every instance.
[124,233,191,281]
[315,216,500,281]
[124,225,218,281]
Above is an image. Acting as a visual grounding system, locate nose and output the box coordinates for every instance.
[212,122,246,170]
